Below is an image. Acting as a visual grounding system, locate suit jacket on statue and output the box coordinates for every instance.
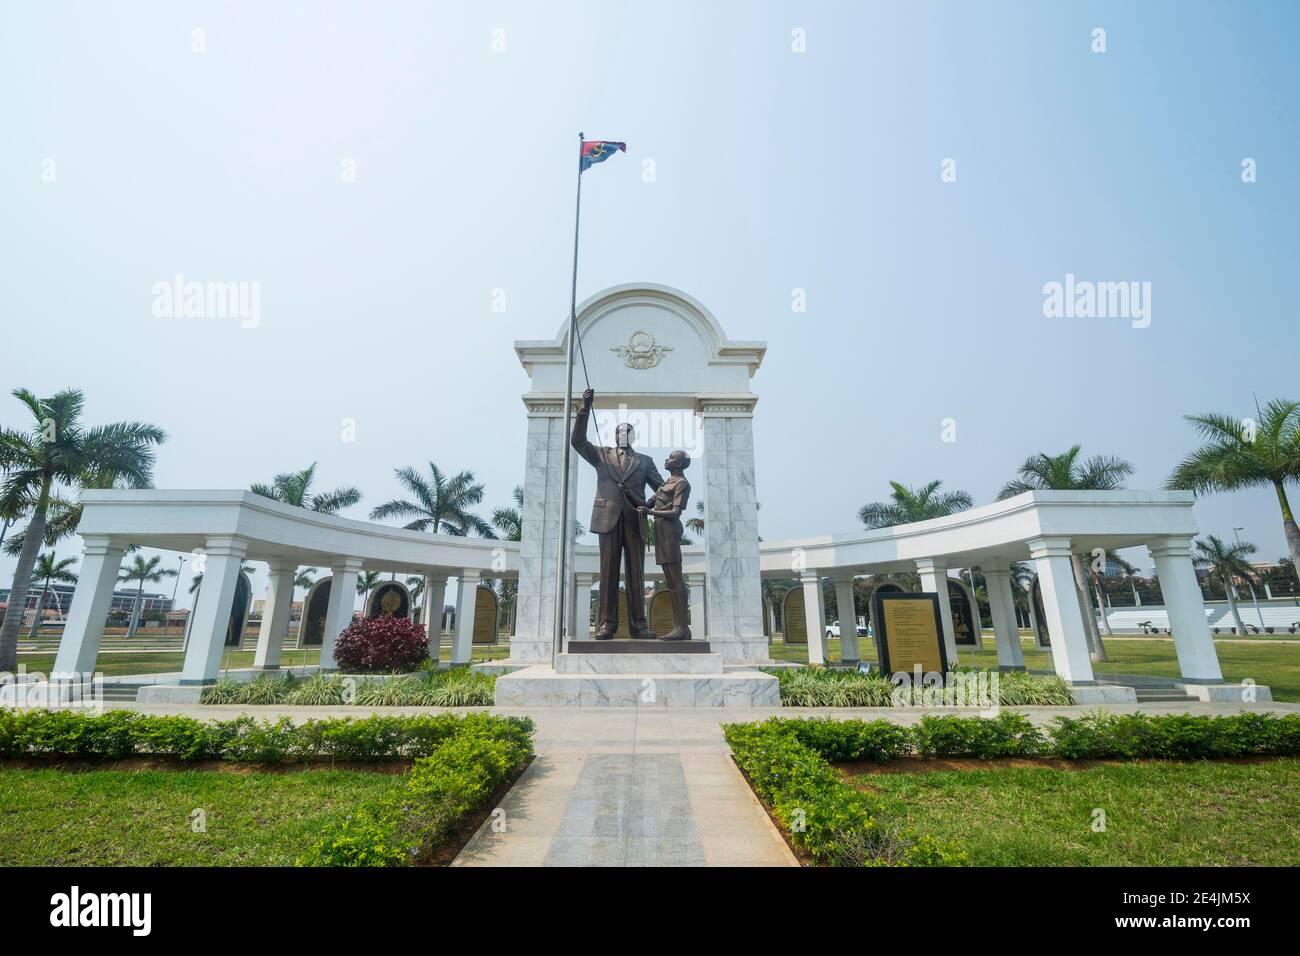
[572,406,664,534]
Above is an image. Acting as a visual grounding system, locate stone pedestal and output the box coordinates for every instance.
[495,649,779,708]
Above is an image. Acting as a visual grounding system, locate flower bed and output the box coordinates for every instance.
[773,666,1074,707]
[199,667,495,707]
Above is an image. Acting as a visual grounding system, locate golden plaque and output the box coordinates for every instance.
[877,594,948,675]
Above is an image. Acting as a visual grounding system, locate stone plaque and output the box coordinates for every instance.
[614,588,630,639]
[783,588,807,644]
[1030,576,1051,648]
[300,576,331,646]
[224,572,252,647]
[874,592,949,676]
[867,581,905,638]
[367,581,411,620]
[649,589,675,635]
[947,578,981,647]
[473,586,499,644]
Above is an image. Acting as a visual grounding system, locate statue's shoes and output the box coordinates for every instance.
[660,627,692,641]
[631,628,658,641]
[593,629,615,640]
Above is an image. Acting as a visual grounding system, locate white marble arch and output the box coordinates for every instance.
[511,283,768,664]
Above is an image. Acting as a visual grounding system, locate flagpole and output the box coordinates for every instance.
[552,132,584,666]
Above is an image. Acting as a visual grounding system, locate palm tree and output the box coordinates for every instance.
[118,554,178,638]
[1085,550,1136,635]
[356,570,381,615]
[1167,400,1300,574]
[369,463,494,536]
[998,445,1134,661]
[1193,534,1259,634]
[686,500,705,536]
[294,568,317,591]
[858,480,973,530]
[0,388,165,671]
[27,551,78,639]
[250,462,361,515]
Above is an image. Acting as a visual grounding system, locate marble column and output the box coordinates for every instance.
[700,399,765,662]
[1028,537,1094,683]
[421,573,448,663]
[454,570,481,664]
[319,558,362,671]
[253,560,296,671]
[52,536,126,677]
[1148,536,1223,682]
[179,536,250,684]
[512,399,579,662]
[983,561,1025,670]
[687,572,706,637]
[800,571,828,666]
[915,558,958,662]
[832,575,860,662]
[569,572,594,643]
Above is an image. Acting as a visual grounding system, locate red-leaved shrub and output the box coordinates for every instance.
[332,616,429,673]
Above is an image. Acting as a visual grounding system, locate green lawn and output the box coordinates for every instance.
[0,765,409,866]
[852,758,1300,866]
[770,632,1300,702]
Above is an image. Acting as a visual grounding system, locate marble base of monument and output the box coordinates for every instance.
[566,639,711,654]
[495,654,780,708]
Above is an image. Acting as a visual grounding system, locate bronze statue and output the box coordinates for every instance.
[572,388,664,639]
[638,450,693,640]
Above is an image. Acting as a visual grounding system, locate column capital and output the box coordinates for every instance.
[423,571,450,584]
[982,558,1010,573]
[331,557,365,574]
[686,572,705,585]
[522,397,581,418]
[264,558,298,575]
[460,568,482,584]
[830,572,858,585]
[696,398,757,417]
[1147,535,1196,559]
[914,557,947,573]
[203,535,250,558]
[798,570,822,585]
[1026,536,1073,560]
[79,535,125,557]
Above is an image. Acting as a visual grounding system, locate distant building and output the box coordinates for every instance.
[0,583,172,616]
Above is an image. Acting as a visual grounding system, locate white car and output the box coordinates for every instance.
[825,620,868,639]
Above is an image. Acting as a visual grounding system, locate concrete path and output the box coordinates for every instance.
[450,709,796,867]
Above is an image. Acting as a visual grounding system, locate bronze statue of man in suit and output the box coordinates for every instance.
[572,388,664,639]
[638,450,692,640]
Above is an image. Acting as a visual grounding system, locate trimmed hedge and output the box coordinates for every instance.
[736,711,1300,765]
[299,715,534,866]
[0,709,530,764]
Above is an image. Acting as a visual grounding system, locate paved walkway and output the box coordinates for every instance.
[450,709,795,866]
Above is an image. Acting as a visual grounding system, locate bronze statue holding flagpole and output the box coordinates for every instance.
[551,133,628,665]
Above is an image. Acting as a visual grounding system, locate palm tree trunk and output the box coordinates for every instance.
[126,580,145,639]
[27,577,52,641]
[1276,482,1300,578]
[0,489,49,672]
[1094,580,1113,635]
[1224,580,1246,634]
[1071,554,1108,662]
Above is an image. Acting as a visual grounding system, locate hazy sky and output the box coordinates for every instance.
[3,1,1297,608]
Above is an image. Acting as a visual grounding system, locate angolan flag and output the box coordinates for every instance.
[580,139,626,171]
